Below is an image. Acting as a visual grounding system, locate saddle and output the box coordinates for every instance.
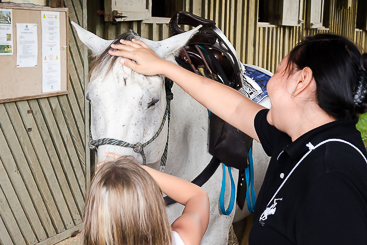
[170,12,242,89]
[169,12,253,209]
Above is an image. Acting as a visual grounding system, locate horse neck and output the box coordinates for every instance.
[165,84,212,176]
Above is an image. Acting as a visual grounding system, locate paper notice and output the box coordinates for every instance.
[0,9,13,55]
[42,11,60,93]
[2,0,47,5]
[16,23,38,67]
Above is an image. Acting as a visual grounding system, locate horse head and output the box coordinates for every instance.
[72,22,201,166]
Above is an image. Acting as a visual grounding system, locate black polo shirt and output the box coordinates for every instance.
[249,109,367,245]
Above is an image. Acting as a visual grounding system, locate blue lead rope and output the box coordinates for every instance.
[209,109,235,215]
[245,147,256,212]
[219,163,236,215]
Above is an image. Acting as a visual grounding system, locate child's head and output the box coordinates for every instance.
[83,156,172,245]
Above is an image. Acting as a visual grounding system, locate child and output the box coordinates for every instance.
[83,153,209,245]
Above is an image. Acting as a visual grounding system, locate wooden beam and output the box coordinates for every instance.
[37,223,83,245]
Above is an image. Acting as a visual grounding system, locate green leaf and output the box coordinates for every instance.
[357,113,367,147]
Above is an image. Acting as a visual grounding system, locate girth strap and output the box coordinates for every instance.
[164,156,221,206]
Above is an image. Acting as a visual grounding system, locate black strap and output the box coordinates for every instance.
[199,45,234,88]
[175,55,198,74]
[236,168,247,210]
[164,156,221,206]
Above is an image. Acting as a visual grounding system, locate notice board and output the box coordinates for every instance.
[0,4,68,103]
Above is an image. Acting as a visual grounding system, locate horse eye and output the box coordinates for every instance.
[147,98,160,109]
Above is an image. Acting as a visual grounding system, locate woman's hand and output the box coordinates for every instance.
[108,39,169,76]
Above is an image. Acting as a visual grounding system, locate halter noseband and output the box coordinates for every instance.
[89,79,173,171]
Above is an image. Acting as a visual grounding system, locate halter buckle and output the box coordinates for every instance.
[133,142,143,153]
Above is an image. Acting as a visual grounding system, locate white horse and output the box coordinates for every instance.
[72,21,270,244]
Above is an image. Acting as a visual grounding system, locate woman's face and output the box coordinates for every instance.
[266,55,300,130]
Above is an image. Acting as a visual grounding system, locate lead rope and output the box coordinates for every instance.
[219,163,236,215]
[208,105,235,216]
[89,82,173,171]
[245,147,256,212]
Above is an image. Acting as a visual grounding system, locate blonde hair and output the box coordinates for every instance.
[83,156,172,245]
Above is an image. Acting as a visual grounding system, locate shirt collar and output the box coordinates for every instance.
[283,118,359,160]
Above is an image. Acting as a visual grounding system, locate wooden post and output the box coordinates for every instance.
[83,0,91,195]
[50,0,64,8]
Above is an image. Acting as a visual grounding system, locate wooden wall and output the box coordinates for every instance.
[253,0,367,73]
[0,0,89,244]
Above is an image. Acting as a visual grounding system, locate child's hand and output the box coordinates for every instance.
[108,39,168,76]
[97,152,122,168]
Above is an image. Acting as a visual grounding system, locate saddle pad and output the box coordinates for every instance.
[243,64,270,103]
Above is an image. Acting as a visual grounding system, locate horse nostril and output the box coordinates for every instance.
[147,98,160,109]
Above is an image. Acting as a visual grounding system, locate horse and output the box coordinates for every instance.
[72,21,270,244]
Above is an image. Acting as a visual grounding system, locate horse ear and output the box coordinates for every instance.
[139,25,201,62]
[71,21,113,57]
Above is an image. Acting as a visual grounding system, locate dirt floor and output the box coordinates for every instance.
[228,225,240,245]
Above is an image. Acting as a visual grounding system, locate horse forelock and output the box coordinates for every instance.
[89,31,138,80]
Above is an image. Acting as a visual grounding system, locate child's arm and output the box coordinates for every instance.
[140,164,209,245]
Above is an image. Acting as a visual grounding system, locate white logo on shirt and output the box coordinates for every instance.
[259,198,283,225]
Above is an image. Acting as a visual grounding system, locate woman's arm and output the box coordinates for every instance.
[108,40,264,142]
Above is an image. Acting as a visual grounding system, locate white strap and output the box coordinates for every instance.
[172,231,185,245]
[266,138,367,207]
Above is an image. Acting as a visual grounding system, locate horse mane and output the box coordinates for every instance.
[89,30,138,79]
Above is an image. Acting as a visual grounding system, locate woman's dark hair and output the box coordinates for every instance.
[362,53,367,71]
[286,34,367,120]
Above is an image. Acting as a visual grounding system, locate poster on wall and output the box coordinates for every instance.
[41,11,61,93]
[0,9,13,55]
[16,23,38,67]
[1,0,46,5]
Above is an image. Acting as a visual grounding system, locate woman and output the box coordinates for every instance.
[83,153,209,245]
[109,34,367,244]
